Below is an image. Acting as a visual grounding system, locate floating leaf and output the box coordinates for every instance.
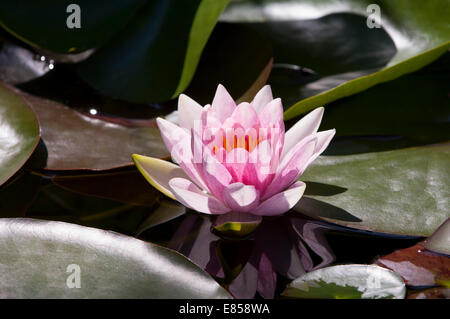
[18,92,168,171]
[0,82,40,186]
[374,244,450,288]
[221,0,450,119]
[0,40,51,84]
[77,0,230,103]
[0,0,145,53]
[0,218,231,298]
[295,144,450,236]
[282,264,406,299]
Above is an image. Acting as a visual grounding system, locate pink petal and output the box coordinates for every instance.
[169,178,230,215]
[212,84,236,122]
[156,117,190,157]
[258,98,284,130]
[223,183,260,212]
[281,107,324,159]
[262,136,316,200]
[202,151,233,201]
[177,94,203,130]
[251,85,273,114]
[171,137,209,192]
[307,129,336,165]
[225,148,249,182]
[231,102,260,129]
[252,181,306,216]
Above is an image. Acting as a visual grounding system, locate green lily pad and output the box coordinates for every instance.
[295,144,450,236]
[221,0,450,119]
[19,92,169,171]
[282,264,405,299]
[0,0,145,53]
[0,82,40,187]
[297,59,450,141]
[0,218,231,298]
[77,0,229,103]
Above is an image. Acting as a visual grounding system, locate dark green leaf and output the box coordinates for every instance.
[186,22,273,105]
[0,0,145,53]
[77,0,229,103]
[222,0,450,118]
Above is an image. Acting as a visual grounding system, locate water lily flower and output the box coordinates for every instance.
[133,84,335,216]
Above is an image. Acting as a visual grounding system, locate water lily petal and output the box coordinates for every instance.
[258,98,284,130]
[178,94,203,130]
[156,117,190,155]
[281,107,324,159]
[202,151,233,201]
[172,137,209,192]
[262,135,316,200]
[231,102,260,129]
[252,181,306,216]
[308,129,336,165]
[223,183,260,212]
[169,178,230,214]
[212,84,236,122]
[132,154,190,200]
[251,85,273,114]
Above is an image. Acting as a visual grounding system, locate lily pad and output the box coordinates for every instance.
[221,0,450,119]
[0,40,51,84]
[294,144,450,236]
[374,244,450,287]
[18,92,169,170]
[0,82,40,186]
[77,0,230,103]
[282,264,406,299]
[0,0,145,53]
[0,218,231,298]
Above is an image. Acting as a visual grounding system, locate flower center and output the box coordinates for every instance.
[213,133,260,154]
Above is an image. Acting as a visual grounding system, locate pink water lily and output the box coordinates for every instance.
[133,84,335,216]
